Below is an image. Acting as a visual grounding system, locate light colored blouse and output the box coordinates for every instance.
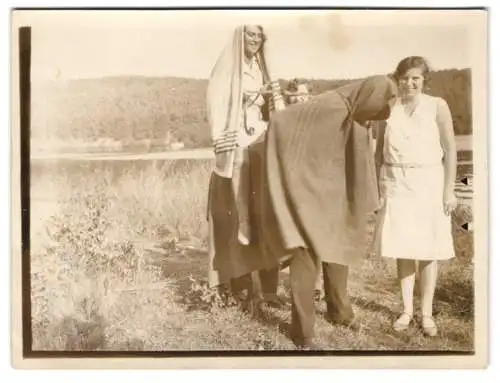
[239,57,267,148]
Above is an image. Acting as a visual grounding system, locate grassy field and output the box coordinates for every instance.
[30,158,474,352]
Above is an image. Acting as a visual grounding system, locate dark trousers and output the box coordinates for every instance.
[289,248,354,344]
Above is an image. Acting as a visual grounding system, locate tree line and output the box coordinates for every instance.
[31,68,472,149]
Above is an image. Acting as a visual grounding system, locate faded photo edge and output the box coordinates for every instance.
[10,8,490,370]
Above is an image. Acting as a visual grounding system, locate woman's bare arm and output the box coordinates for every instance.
[436,98,457,195]
[436,97,458,214]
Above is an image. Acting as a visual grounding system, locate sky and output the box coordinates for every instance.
[22,10,478,83]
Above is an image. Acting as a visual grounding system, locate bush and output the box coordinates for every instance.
[31,180,163,350]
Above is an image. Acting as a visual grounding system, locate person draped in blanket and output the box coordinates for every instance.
[257,75,398,349]
[206,25,286,311]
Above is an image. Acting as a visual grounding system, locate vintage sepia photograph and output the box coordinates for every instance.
[10,8,489,369]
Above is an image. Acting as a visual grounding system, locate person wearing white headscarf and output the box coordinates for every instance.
[206,25,285,310]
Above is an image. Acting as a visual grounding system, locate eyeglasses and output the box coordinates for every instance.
[244,30,264,41]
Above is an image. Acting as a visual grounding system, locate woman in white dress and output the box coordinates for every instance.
[374,56,458,337]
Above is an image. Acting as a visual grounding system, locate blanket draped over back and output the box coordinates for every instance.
[258,75,398,266]
[207,74,397,286]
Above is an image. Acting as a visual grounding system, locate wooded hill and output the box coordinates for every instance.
[31,68,472,149]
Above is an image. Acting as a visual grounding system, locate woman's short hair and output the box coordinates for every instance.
[393,56,431,82]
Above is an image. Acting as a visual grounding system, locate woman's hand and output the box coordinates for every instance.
[213,130,238,154]
[443,190,458,216]
[244,84,272,98]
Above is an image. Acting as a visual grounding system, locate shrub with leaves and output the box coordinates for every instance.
[31,181,162,350]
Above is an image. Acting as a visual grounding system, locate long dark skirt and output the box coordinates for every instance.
[207,138,282,288]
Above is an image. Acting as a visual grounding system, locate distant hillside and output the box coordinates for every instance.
[31,68,472,150]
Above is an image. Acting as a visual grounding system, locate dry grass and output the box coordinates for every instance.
[30,159,475,352]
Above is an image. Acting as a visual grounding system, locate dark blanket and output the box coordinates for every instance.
[258,75,397,265]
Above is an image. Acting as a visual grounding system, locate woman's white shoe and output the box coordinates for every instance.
[393,312,413,332]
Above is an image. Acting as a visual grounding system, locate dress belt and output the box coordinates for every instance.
[384,161,442,168]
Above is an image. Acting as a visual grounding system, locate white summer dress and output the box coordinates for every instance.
[373,94,456,261]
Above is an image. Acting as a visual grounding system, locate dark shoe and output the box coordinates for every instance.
[294,338,321,350]
[243,298,266,318]
[278,323,319,350]
[261,294,287,309]
[327,315,361,331]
